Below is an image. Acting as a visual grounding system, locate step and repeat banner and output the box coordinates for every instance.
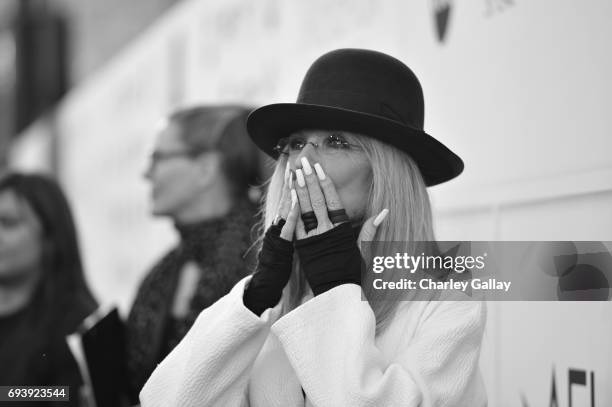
[9,0,612,405]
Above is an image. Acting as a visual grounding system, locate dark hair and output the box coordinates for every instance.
[0,173,98,382]
[169,105,261,198]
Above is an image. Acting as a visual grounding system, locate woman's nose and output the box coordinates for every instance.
[294,143,319,169]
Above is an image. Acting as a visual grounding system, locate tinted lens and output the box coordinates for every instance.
[325,133,350,149]
[273,138,290,155]
[288,138,307,151]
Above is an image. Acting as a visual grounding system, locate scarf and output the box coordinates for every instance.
[125,198,258,402]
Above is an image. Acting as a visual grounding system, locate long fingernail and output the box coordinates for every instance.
[288,170,294,188]
[373,208,389,226]
[313,163,326,181]
[300,157,312,175]
[296,169,306,187]
[284,161,290,182]
[291,189,297,208]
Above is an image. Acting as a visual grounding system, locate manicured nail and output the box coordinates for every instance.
[284,161,290,182]
[313,163,326,181]
[288,170,293,188]
[300,157,313,175]
[373,209,389,227]
[291,189,297,208]
[296,169,306,187]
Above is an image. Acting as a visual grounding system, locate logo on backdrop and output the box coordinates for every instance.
[432,0,452,43]
[521,367,596,407]
[433,1,517,43]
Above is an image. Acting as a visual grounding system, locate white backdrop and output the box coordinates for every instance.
[10,0,612,405]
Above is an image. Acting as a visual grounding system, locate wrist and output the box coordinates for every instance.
[295,223,363,296]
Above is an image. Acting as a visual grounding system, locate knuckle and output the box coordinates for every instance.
[308,187,321,197]
[310,196,325,208]
[327,199,342,209]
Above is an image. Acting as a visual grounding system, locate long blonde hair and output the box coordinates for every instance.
[257,133,435,334]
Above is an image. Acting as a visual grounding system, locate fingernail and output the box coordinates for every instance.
[296,169,306,187]
[373,208,389,227]
[284,161,290,181]
[300,157,312,175]
[313,163,326,181]
[291,189,297,208]
[288,170,294,188]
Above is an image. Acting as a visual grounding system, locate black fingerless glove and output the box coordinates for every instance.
[295,222,364,296]
[243,221,294,316]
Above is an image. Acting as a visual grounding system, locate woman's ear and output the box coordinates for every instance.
[195,151,222,189]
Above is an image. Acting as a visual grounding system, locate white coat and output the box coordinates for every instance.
[140,276,487,406]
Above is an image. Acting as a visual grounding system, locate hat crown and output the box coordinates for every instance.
[297,49,425,129]
[246,48,464,186]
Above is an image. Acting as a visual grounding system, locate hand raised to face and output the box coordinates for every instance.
[272,157,346,241]
[292,157,349,239]
[273,158,389,247]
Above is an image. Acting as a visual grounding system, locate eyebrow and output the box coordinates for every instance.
[291,130,307,138]
[291,129,338,138]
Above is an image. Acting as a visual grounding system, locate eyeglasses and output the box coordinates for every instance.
[273,132,361,157]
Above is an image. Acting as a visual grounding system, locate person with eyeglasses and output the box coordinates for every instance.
[140,49,487,406]
[125,105,262,404]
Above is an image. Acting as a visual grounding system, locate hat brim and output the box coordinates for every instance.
[247,103,464,186]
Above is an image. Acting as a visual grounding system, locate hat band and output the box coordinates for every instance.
[297,90,419,128]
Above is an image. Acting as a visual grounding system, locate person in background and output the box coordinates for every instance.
[125,105,261,402]
[0,173,98,406]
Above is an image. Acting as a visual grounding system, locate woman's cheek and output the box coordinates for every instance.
[322,158,371,219]
[0,232,41,275]
[337,185,368,220]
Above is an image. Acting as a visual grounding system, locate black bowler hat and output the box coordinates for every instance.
[246,48,464,186]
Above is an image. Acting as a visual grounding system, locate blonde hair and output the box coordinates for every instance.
[257,133,435,335]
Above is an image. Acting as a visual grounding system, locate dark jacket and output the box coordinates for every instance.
[0,287,96,407]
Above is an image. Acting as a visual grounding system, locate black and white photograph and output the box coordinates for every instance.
[0,0,611,406]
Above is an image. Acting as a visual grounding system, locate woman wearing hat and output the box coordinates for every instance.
[140,49,486,406]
